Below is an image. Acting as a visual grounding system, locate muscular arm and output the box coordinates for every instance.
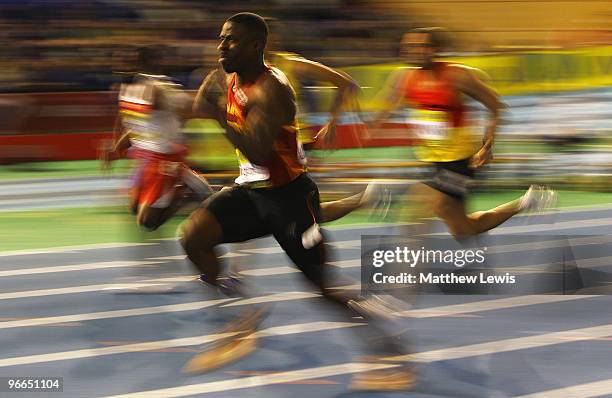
[285,56,358,122]
[223,75,294,165]
[151,81,193,120]
[453,65,505,151]
[100,120,130,171]
[111,130,131,155]
[369,68,410,128]
[193,68,228,119]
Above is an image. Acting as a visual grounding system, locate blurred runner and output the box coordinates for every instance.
[193,43,388,225]
[101,46,213,231]
[182,13,413,389]
[369,27,556,238]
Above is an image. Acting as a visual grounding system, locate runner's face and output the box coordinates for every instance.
[401,32,435,67]
[218,22,257,73]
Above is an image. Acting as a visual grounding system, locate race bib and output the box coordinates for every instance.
[409,109,451,141]
[235,149,270,184]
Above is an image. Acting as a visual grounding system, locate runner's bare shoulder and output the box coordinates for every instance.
[390,66,418,90]
[255,67,296,122]
[444,63,490,82]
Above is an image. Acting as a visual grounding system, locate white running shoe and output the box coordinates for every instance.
[519,185,557,213]
[104,283,184,294]
[360,181,392,220]
[347,294,410,321]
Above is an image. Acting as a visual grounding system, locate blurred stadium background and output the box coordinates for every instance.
[2,0,612,250]
[1,2,612,397]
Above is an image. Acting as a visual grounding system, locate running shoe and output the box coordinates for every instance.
[360,180,392,220]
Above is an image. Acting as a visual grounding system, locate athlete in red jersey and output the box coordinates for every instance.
[180,13,409,381]
[101,46,213,231]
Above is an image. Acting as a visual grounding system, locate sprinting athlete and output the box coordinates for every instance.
[181,13,412,389]
[369,27,555,238]
[101,46,213,231]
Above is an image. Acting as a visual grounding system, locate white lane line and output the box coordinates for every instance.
[0,243,157,258]
[103,362,395,398]
[220,252,248,258]
[391,323,612,363]
[570,255,612,269]
[0,276,190,301]
[0,298,233,330]
[513,378,612,398]
[240,267,295,276]
[0,289,599,334]
[2,250,609,301]
[268,235,612,276]
[98,323,612,398]
[327,240,361,249]
[489,217,612,235]
[0,261,161,278]
[0,292,319,330]
[487,234,612,254]
[239,247,284,255]
[147,255,187,261]
[402,295,599,318]
[146,254,244,261]
[2,234,589,282]
[4,229,608,301]
[0,321,360,368]
[494,254,612,275]
[155,240,362,258]
[329,259,360,268]
[221,292,320,307]
[0,193,120,207]
[232,240,364,256]
[237,249,612,280]
[228,260,359,277]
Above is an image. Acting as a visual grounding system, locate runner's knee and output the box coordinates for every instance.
[180,208,222,254]
[136,206,163,231]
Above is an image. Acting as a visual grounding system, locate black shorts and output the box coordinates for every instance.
[202,173,326,285]
[424,157,475,200]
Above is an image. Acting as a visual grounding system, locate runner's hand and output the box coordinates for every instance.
[98,140,115,174]
[314,119,337,148]
[469,146,492,168]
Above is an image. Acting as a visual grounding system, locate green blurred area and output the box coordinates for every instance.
[2,189,612,252]
[1,128,610,252]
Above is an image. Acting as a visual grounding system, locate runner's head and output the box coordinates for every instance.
[218,12,268,74]
[136,45,164,74]
[401,27,449,68]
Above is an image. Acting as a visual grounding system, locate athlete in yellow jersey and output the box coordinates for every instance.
[369,27,556,238]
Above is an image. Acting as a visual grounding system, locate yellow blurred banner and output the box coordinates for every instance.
[342,46,612,109]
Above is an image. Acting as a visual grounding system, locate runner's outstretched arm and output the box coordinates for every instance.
[367,68,410,131]
[451,66,505,168]
[284,56,359,145]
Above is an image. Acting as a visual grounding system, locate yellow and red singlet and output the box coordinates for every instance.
[226,68,306,188]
